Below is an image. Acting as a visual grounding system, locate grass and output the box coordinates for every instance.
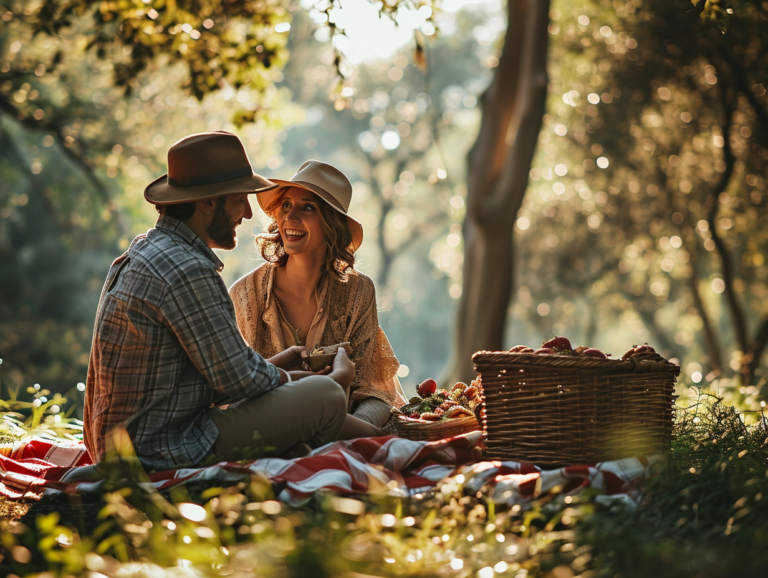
[578,394,768,578]
[1,385,768,577]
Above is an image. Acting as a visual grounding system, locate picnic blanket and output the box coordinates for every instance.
[0,437,92,500]
[1,432,657,508]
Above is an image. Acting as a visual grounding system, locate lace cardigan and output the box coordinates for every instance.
[229,263,408,408]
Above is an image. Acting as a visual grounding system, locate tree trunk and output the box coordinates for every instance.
[441,0,551,385]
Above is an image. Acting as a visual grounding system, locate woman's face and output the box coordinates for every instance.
[275,187,327,257]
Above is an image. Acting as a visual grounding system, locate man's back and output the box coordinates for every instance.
[84,215,279,469]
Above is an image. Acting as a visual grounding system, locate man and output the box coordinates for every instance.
[84,132,373,470]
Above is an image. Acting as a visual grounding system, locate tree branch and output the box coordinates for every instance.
[0,129,58,218]
[718,45,768,143]
[706,83,747,354]
[688,265,723,373]
[636,308,682,360]
[654,164,723,374]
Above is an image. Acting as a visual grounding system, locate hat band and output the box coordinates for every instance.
[167,166,253,187]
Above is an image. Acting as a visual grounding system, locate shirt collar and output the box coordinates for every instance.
[155,214,225,272]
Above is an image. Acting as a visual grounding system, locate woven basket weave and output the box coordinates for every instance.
[395,415,480,442]
[472,351,680,466]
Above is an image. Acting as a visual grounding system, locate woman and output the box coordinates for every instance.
[229,160,408,432]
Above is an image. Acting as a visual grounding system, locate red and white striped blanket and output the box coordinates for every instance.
[0,432,658,507]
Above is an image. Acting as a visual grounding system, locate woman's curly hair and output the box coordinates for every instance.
[255,191,356,282]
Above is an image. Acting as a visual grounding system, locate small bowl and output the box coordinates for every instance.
[305,342,352,372]
[306,354,336,372]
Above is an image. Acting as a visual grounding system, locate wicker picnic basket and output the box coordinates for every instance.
[472,350,680,466]
[395,415,480,442]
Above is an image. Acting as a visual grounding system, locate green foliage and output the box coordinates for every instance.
[0,383,81,443]
[25,0,290,103]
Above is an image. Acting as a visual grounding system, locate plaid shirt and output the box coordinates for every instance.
[84,215,280,470]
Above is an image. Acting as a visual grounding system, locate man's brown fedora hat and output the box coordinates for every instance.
[257,160,364,250]
[144,131,277,205]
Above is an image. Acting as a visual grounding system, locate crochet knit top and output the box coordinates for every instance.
[229,263,408,408]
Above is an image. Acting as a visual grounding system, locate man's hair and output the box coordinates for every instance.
[256,193,355,282]
[158,201,197,222]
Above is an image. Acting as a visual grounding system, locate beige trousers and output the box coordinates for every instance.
[207,375,347,461]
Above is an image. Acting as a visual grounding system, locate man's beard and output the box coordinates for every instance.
[207,197,237,250]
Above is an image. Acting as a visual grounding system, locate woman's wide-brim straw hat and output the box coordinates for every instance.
[258,160,364,251]
[144,131,277,204]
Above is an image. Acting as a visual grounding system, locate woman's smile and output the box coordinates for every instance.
[284,228,307,242]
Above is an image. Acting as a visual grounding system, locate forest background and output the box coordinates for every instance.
[0,0,766,408]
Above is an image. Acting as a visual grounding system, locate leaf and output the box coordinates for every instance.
[36,512,61,535]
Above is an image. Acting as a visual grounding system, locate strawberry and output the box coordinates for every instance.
[582,348,607,358]
[509,345,535,354]
[622,344,655,360]
[534,348,556,355]
[543,336,573,352]
[633,344,656,354]
[417,378,437,397]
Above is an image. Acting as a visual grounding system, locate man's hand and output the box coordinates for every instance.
[268,346,307,371]
[328,348,355,391]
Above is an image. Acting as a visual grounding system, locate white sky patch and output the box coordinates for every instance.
[301,0,503,65]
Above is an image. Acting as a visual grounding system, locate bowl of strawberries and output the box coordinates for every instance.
[393,379,482,442]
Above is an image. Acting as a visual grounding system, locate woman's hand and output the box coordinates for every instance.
[268,346,307,371]
[328,348,355,391]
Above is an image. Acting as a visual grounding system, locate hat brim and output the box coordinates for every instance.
[259,180,364,251]
[145,173,278,205]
